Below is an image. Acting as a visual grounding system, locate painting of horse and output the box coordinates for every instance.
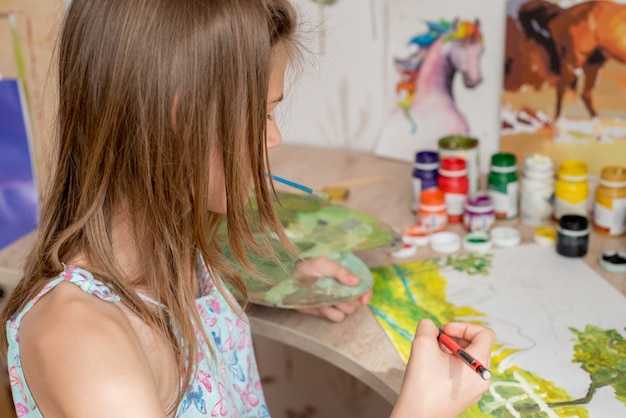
[376,16,499,162]
[521,0,626,120]
[505,0,626,139]
[501,0,626,175]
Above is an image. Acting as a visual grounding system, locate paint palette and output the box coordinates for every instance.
[221,192,396,308]
[244,251,373,309]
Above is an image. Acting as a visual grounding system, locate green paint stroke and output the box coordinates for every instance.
[369,255,626,417]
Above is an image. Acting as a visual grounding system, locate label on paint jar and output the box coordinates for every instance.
[463,212,494,232]
[490,181,519,219]
[445,193,466,222]
[593,197,626,235]
[420,211,447,232]
[521,181,554,225]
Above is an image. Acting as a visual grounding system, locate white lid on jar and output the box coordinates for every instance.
[430,231,461,254]
[524,154,553,171]
[391,243,418,258]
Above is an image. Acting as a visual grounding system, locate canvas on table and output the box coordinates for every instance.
[375,0,506,173]
[369,244,626,417]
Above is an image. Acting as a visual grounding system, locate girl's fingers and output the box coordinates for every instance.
[295,257,360,286]
[441,322,496,363]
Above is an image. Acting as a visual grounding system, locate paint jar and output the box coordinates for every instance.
[463,193,495,232]
[520,154,555,225]
[488,153,519,220]
[437,157,469,224]
[438,136,480,194]
[593,166,626,237]
[554,160,589,220]
[600,251,626,273]
[556,214,589,258]
[411,151,439,213]
[417,188,447,232]
[462,231,493,254]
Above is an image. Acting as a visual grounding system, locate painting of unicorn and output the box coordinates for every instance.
[376,19,484,158]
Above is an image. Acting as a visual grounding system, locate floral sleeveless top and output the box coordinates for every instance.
[6,260,270,417]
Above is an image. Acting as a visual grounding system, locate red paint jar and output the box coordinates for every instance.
[438,157,469,223]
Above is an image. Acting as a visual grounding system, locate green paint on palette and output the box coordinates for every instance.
[244,249,373,309]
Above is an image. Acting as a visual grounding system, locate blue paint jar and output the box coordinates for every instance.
[411,151,439,213]
[556,215,589,257]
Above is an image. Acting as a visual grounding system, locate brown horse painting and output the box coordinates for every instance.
[509,0,626,121]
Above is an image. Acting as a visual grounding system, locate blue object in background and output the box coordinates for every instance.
[0,79,39,250]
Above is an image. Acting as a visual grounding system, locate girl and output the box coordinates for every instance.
[1,0,495,417]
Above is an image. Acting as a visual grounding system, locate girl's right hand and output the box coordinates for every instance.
[390,319,495,418]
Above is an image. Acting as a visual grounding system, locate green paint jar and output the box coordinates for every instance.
[488,153,519,220]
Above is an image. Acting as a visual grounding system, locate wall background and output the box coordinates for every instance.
[281,0,506,173]
[0,0,62,184]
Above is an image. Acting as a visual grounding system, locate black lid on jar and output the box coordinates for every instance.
[557,215,589,236]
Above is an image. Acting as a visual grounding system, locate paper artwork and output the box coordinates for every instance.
[0,79,38,250]
[375,0,505,173]
[502,0,626,175]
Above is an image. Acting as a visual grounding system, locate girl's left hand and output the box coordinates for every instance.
[293,256,372,323]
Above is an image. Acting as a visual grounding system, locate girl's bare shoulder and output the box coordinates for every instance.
[19,280,168,417]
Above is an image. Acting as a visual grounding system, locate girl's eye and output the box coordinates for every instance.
[267,114,273,121]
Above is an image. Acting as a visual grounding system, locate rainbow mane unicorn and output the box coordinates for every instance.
[394,19,483,138]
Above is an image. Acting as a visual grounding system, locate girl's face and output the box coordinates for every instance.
[206,49,288,213]
[265,48,287,150]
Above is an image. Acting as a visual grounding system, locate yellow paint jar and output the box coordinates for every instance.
[593,166,626,236]
[554,160,588,220]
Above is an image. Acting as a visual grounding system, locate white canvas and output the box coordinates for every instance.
[375,0,506,173]
[444,245,626,416]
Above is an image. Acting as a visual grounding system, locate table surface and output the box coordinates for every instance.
[1,144,625,404]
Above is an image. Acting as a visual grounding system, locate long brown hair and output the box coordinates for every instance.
[1,0,299,411]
